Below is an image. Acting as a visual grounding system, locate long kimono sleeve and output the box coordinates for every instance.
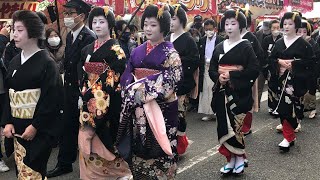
[0,91,12,126]
[229,44,260,90]
[208,48,221,84]
[32,60,62,136]
[120,49,135,89]
[126,51,182,105]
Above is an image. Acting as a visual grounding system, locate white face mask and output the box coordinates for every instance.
[47,37,61,47]
[205,30,215,38]
[64,16,79,29]
[272,30,280,37]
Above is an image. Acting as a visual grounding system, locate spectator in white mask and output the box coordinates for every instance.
[45,28,65,74]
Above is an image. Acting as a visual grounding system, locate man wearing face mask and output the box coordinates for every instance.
[115,20,137,59]
[262,20,282,116]
[47,0,96,178]
[198,19,224,121]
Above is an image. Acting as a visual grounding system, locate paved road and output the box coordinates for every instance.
[2,92,320,180]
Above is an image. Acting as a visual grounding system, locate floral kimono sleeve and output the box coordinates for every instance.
[126,51,182,105]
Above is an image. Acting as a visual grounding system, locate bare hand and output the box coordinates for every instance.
[219,74,229,85]
[21,125,37,141]
[3,124,15,138]
[278,59,292,69]
[0,27,9,37]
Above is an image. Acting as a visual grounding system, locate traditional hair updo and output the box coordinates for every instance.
[280,12,302,29]
[169,3,188,28]
[141,4,171,36]
[220,9,247,32]
[12,10,45,40]
[239,8,252,28]
[88,6,115,30]
[301,19,313,36]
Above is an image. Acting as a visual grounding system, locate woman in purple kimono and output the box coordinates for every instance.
[116,4,182,179]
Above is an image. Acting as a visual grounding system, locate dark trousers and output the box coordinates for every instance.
[57,86,79,167]
[0,93,5,159]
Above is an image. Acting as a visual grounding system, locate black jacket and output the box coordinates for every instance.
[64,26,96,89]
[199,35,224,92]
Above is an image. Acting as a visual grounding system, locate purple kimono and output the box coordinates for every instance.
[116,41,182,179]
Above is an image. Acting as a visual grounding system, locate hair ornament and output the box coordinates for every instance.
[157,3,165,19]
[304,20,312,33]
[103,6,109,16]
[235,9,239,20]
[173,4,181,16]
[292,12,299,21]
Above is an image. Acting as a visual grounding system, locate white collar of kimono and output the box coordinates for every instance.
[170,32,184,43]
[21,49,43,65]
[283,35,300,49]
[223,39,246,54]
[240,30,249,39]
[72,24,84,43]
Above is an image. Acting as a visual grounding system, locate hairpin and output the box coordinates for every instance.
[157,3,165,19]
[103,6,109,16]
[245,9,249,17]
[235,9,239,19]
[306,21,312,33]
[173,4,181,16]
[292,12,298,21]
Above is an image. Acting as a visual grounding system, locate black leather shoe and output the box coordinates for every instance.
[47,165,73,178]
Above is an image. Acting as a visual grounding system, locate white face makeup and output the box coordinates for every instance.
[283,19,296,36]
[143,17,163,43]
[170,15,181,32]
[92,15,110,38]
[297,28,308,39]
[224,18,240,39]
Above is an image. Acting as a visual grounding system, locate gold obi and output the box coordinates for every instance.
[9,88,41,119]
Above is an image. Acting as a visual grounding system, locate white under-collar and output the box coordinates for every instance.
[223,39,246,54]
[170,32,184,43]
[21,49,43,65]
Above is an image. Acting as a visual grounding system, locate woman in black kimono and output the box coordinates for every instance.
[297,20,320,119]
[269,12,315,152]
[1,10,62,179]
[165,3,199,155]
[77,7,131,179]
[209,9,259,175]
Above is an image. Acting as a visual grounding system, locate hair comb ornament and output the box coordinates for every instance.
[103,6,109,16]
[173,4,181,16]
[235,9,239,19]
[305,20,312,33]
[157,3,165,19]
[292,12,299,21]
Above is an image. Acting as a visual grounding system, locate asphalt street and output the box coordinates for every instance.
[2,92,320,180]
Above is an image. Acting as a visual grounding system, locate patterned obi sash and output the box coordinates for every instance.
[9,88,41,119]
[134,68,160,80]
[84,62,109,75]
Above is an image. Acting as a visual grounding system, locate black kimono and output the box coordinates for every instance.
[77,39,131,179]
[165,32,199,95]
[269,37,315,135]
[303,38,320,112]
[262,34,282,112]
[165,32,199,135]
[209,40,259,157]
[1,50,62,179]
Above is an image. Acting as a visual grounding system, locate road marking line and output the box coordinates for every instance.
[177,121,275,174]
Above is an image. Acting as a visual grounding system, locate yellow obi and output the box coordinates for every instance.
[9,88,41,119]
